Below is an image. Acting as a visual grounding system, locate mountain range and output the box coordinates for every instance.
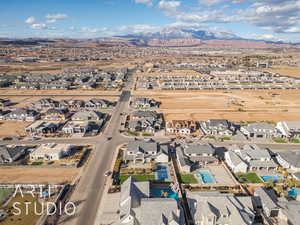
[1,27,299,48]
[118,27,298,47]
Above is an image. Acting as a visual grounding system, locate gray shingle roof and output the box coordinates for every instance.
[184,143,215,155]
[278,151,300,168]
[254,187,278,211]
[127,139,158,154]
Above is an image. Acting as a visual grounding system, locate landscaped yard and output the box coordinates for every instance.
[0,188,13,204]
[220,136,231,141]
[290,138,300,144]
[273,138,288,143]
[179,174,198,184]
[142,133,154,137]
[119,174,155,184]
[127,131,140,136]
[236,172,262,183]
[1,194,42,225]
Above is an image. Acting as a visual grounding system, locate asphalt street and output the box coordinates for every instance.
[63,76,135,225]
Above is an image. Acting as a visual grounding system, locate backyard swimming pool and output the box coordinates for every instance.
[151,188,179,199]
[196,171,216,184]
[155,165,169,181]
[261,176,283,183]
[288,188,300,197]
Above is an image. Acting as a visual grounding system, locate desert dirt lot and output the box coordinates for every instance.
[0,60,135,74]
[266,67,300,78]
[134,89,300,122]
[0,167,79,184]
[0,121,30,137]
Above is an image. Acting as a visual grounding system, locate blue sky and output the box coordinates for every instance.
[0,0,300,42]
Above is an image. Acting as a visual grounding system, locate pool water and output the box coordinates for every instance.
[261,176,283,183]
[288,188,300,197]
[196,171,216,184]
[155,165,169,181]
[151,188,179,200]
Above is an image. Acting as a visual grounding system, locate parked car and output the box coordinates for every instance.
[104,171,112,177]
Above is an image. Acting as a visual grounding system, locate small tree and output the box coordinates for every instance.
[265,179,274,188]
[286,178,296,188]
[282,171,289,178]
[274,184,284,196]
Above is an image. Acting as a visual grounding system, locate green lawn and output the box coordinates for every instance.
[31,161,43,166]
[179,174,198,184]
[207,136,216,140]
[220,136,231,141]
[142,133,154,137]
[119,174,155,184]
[127,131,140,136]
[236,172,262,184]
[0,188,13,204]
[273,138,288,143]
[290,138,300,143]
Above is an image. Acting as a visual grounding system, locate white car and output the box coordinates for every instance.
[104,171,112,177]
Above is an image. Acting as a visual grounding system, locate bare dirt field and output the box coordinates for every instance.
[0,167,79,184]
[0,121,30,137]
[0,60,135,74]
[134,89,300,122]
[266,67,300,78]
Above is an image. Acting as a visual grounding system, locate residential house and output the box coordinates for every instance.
[233,144,278,171]
[130,98,160,109]
[31,98,59,110]
[277,121,300,138]
[187,192,255,225]
[4,108,40,121]
[129,111,163,133]
[30,143,72,161]
[131,110,161,121]
[0,99,11,107]
[116,177,184,225]
[44,108,70,120]
[84,99,112,109]
[25,121,59,135]
[0,145,27,164]
[224,150,248,173]
[277,200,300,225]
[200,119,235,136]
[71,110,105,121]
[183,143,218,165]
[276,151,300,172]
[59,100,84,111]
[166,120,198,135]
[176,147,193,173]
[62,121,102,134]
[123,139,167,164]
[241,122,278,139]
[0,110,10,120]
[254,187,279,217]
[156,145,169,163]
[128,118,160,133]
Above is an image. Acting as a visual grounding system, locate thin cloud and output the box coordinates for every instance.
[25,16,35,24]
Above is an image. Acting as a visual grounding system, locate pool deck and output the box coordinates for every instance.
[194,165,237,186]
[155,164,172,182]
